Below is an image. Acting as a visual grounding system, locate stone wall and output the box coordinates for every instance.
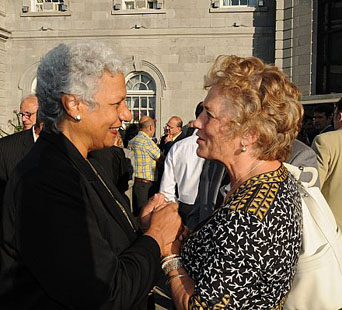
[0,0,11,131]
[2,0,275,135]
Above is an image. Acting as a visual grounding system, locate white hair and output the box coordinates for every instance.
[36,41,126,133]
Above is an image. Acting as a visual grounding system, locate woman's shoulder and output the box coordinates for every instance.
[227,165,300,222]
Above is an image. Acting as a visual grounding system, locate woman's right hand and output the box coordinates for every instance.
[144,202,182,257]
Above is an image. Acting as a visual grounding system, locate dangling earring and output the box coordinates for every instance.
[75,114,81,121]
[241,142,247,152]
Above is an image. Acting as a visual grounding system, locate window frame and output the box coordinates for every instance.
[112,0,165,15]
[21,0,71,17]
[125,72,157,125]
[220,0,256,7]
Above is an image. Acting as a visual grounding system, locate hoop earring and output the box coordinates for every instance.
[75,114,81,122]
[241,142,247,152]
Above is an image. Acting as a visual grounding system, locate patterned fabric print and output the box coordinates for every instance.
[182,164,302,310]
[128,131,160,181]
[189,294,230,309]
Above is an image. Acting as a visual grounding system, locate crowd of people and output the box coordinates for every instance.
[0,40,341,310]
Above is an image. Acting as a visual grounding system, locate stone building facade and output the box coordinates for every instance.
[1,0,341,136]
[0,0,275,137]
[275,0,342,105]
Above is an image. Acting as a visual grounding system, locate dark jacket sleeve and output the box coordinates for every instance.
[15,161,160,310]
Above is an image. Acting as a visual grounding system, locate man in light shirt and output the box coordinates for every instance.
[159,103,204,224]
[128,115,163,216]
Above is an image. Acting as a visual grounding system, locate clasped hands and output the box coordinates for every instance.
[141,193,188,256]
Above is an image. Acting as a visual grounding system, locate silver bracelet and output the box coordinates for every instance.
[161,254,180,264]
[166,274,189,285]
[161,257,183,275]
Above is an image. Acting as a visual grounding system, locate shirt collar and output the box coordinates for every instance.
[32,126,38,142]
[172,131,182,141]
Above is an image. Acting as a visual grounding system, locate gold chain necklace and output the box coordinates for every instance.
[224,161,266,205]
[87,160,136,232]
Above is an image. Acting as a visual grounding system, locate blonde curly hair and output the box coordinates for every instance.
[205,55,303,162]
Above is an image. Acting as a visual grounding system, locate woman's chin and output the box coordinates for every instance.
[196,147,208,159]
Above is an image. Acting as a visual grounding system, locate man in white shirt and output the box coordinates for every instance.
[159,103,204,224]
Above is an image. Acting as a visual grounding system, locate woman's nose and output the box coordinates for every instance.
[119,102,132,122]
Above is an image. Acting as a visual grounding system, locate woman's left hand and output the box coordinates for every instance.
[162,225,190,256]
[139,193,168,231]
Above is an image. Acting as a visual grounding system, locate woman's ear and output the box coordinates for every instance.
[242,128,259,146]
[61,94,81,119]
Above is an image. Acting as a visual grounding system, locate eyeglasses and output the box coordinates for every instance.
[19,111,37,119]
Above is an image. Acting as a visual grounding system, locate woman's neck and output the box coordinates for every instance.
[225,159,281,196]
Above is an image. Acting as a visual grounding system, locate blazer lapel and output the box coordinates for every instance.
[21,129,35,158]
[39,132,139,239]
[88,158,139,237]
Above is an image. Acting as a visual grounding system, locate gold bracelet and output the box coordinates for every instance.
[166,274,189,285]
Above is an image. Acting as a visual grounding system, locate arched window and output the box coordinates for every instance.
[31,77,37,94]
[125,72,156,123]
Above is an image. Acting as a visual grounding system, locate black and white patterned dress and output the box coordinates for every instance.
[181,165,302,309]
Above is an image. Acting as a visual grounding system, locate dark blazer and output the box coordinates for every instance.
[0,132,160,310]
[0,129,34,205]
[88,146,130,194]
[161,132,186,156]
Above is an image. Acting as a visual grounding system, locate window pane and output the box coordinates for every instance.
[141,74,150,84]
[149,97,156,109]
[133,97,139,108]
[126,97,132,109]
[126,79,134,90]
[248,0,256,6]
[240,0,248,5]
[141,97,147,108]
[125,1,135,9]
[133,110,140,122]
[149,110,155,119]
[139,83,148,90]
[232,0,239,5]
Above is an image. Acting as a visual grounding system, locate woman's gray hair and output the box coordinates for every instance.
[36,41,126,133]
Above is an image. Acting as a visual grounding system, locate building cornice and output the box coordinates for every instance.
[10,26,274,40]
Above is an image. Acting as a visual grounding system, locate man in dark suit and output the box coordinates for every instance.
[19,95,39,131]
[0,96,41,205]
[160,116,186,156]
[0,129,34,205]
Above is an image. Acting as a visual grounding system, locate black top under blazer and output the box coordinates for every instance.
[0,131,160,310]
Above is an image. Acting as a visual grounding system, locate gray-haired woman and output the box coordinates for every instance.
[0,41,181,310]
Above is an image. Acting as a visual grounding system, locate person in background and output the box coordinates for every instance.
[333,98,342,130]
[160,55,303,309]
[0,105,43,207]
[123,123,139,148]
[19,95,39,131]
[0,41,181,310]
[159,102,205,225]
[128,115,163,216]
[312,98,342,226]
[160,116,185,156]
[313,104,334,135]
